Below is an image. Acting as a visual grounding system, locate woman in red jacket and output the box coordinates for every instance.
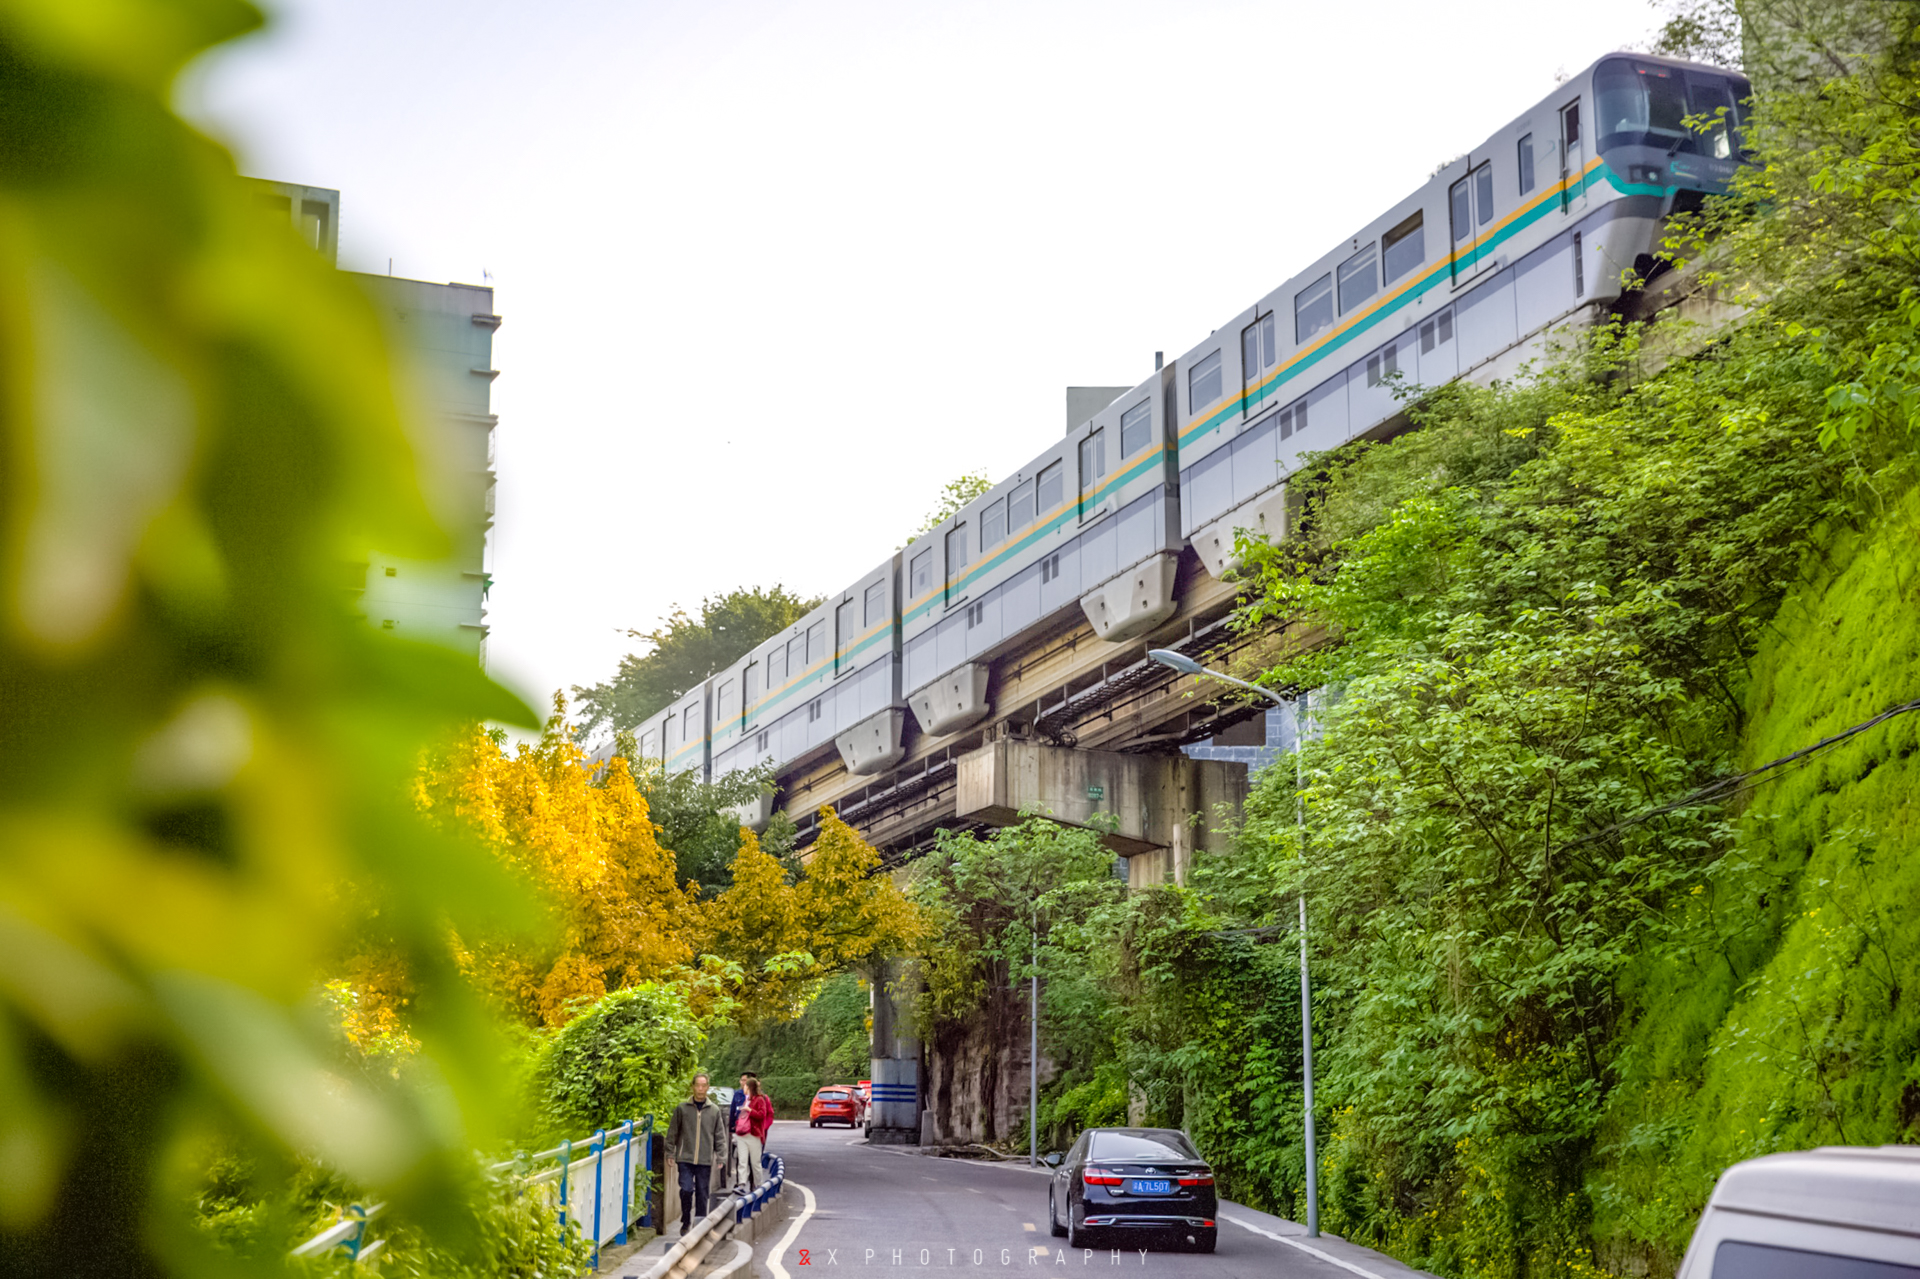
[730,1074,776,1192]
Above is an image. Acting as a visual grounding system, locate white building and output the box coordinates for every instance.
[251,180,499,664]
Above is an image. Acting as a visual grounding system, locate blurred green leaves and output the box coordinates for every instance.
[0,1,540,1272]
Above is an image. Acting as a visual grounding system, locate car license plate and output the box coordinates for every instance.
[1130,1179,1172,1194]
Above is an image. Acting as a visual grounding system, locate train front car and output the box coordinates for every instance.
[1589,55,1752,201]
[1178,52,1753,581]
[900,367,1180,741]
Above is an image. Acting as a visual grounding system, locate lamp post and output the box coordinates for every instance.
[1147,649,1320,1237]
[1029,901,1039,1169]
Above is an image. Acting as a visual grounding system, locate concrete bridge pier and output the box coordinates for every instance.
[867,955,922,1144]
[953,740,1247,887]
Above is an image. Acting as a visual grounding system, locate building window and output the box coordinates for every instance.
[1382,210,1424,285]
[1294,273,1334,343]
[1036,461,1064,516]
[1009,478,1036,531]
[1517,133,1535,193]
[864,579,887,627]
[1188,350,1222,414]
[981,497,1007,551]
[1338,243,1378,313]
[910,548,933,599]
[1119,398,1151,457]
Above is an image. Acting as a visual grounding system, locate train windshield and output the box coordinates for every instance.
[1593,58,1751,159]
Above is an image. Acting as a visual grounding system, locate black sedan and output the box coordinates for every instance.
[1045,1127,1216,1252]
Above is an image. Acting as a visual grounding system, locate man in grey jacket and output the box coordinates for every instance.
[665,1074,727,1233]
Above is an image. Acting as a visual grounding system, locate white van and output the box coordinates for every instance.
[1677,1146,1920,1277]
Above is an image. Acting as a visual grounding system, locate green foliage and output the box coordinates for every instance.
[573,584,821,739]
[905,471,993,544]
[527,983,707,1140]
[704,971,873,1116]
[632,755,781,891]
[0,2,544,1273]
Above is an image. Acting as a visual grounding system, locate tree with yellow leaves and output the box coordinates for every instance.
[411,699,698,1027]
[702,809,926,1023]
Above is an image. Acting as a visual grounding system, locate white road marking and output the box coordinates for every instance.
[1022,1223,1036,1232]
[968,1188,984,1195]
[767,1180,817,1279]
[1222,1214,1389,1279]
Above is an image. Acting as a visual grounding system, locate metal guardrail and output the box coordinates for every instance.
[640,1155,787,1279]
[291,1114,656,1271]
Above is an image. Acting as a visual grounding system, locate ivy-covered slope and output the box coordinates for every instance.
[1598,485,1920,1268]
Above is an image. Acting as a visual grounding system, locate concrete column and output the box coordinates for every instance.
[867,956,921,1143]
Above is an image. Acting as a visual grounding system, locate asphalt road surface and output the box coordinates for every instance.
[743,1122,1435,1279]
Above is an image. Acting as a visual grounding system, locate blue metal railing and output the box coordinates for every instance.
[291,1114,656,1271]
[735,1155,786,1223]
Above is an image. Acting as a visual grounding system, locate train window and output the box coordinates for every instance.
[1517,134,1535,193]
[1338,244,1378,313]
[1078,428,1107,516]
[639,729,657,759]
[1450,177,1472,244]
[981,497,1007,551]
[1009,477,1036,530]
[682,704,699,742]
[767,643,787,687]
[1120,398,1151,457]
[945,523,969,598]
[1686,75,1739,158]
[1382,211,1424,285]
[835,599,856,670]
[1365,339,1401,387]
[1188,350,1222,414]
[755,729,768,753]
[806,619,826,666]
[1560,99,1583,212]
[864,579,887,627]
[1037,461,1064,515]
[718,679,737,723]
[1419,307,1454,352]
[1277,396,1307,440]
[1294,274,1334,343]
[1573,231,1584,296]
[1474,163,1494,226]
[910,548,933,600]
[787,633,807,676]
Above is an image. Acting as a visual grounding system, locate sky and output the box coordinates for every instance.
[180,0,1672,711]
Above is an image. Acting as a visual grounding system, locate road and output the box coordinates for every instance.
[741,1122,1437,1279]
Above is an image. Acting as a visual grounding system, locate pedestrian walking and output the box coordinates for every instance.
[665,1074,727,1234]
[721,1073,750,1190]
[730,1073,775,1192]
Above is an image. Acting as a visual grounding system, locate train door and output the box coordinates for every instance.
[1240,311,1276,419]
[1560,99,1587,212]
[1449,160,1495,285]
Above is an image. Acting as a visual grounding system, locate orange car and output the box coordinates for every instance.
[809,1085,859,1128]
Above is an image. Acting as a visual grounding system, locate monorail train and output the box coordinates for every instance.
[632,51,1753,811]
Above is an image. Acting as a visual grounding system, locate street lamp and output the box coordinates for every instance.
[1146,649,1320,1238]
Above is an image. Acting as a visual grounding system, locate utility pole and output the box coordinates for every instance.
[1148,649,1320,1236]
[1029,902,1039,1168]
